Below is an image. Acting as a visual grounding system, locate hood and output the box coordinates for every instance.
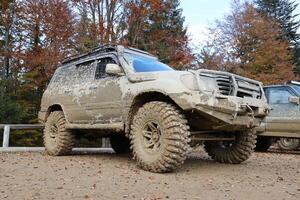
[127,70,192,83]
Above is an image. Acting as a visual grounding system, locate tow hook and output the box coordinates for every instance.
[242,104,255,128]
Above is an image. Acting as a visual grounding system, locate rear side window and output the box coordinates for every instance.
[267,87,293,104]
[75,61,95,83]
[49,66,76,88]
[49,61,95,88]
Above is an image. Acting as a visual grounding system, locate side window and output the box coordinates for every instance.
[95,57,116,79]
[75,61,95,83]
[268,87,293,104]
[49,66,76,88]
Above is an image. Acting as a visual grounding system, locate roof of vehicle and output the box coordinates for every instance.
[61,45,156,65]
[263,81,300,88]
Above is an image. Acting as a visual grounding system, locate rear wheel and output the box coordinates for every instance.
[130,101,190,173]
[255,136,273,152]
[43,111,75,156]
[204,130,256,164]
[110,134,131,154]
[278,138,300,151]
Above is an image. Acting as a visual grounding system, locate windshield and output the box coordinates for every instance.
[125,53,174,72]
[291,84,300,94]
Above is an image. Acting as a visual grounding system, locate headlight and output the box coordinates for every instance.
[180,74,199,91]
[197,76,217,92]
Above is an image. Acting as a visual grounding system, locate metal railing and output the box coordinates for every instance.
[0,124,111,149]
[0,124,44,147]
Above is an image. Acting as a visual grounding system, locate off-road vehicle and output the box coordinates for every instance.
[256,81,300,151]
[39,45,269,173]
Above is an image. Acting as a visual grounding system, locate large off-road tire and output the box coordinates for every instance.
[255,136,273,152]
[277,138,300,151]
[204,130,256,164]
[130,101,190,173]
[110,134,131,154]
[43,111,75,156]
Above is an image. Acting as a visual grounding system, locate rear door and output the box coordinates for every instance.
[65,60,97,123]
[265,86,300,133]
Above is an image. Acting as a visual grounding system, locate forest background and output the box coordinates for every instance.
[0,0,299,146]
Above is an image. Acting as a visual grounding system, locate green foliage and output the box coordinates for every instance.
[8,130,43,147]
[0,80,30,124]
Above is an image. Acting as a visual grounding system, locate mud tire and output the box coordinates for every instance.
[255,136,273,152]
[204,130,256,164]
[43,111,75,156]
[277,138,300,151]
[130,101,190,173]
[110,134,131,154]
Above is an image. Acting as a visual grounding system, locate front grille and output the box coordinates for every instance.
[235,78,261,99]
[199,70,262,99]
[216,75,233,95]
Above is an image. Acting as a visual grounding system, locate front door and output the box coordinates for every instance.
[265,86,300,133]
[85,56,125,124]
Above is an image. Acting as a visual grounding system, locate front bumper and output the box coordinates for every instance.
[171,92,270,128]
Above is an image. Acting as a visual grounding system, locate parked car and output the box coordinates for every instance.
[256,81,300,151]
[39,45,269,173]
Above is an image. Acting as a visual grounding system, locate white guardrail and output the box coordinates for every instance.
[0,124,111,151]
[0,124,44,148]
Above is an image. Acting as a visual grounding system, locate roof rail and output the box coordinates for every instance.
[126,47,154,57]
[62,44,117,65]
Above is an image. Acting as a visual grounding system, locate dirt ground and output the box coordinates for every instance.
[0,148,299,200]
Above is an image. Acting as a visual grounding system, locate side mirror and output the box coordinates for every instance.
[289,96,300,105]
[105,64,124,76]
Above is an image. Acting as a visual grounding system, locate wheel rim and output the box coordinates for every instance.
[48,122,58,143]
[280,138,297,147]
[142,121,162,153]
[219,141,233,148]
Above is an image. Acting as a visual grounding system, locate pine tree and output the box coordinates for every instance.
[147,0,192,69]
[255,0,300,72]
[255,0,300,45]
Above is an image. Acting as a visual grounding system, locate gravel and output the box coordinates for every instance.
[0,147,299,200]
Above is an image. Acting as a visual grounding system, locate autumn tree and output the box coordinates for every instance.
[72,0,125,53]
[18,0,75,92]
[123,0,193,69]
[198,1,293,84]
[255,0,300,73]
[2,0,76,123]
[255,0,300,45]
[72,0,193,69]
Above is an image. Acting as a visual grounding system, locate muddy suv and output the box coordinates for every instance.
[256,81,300,151]
[39,45,269,173]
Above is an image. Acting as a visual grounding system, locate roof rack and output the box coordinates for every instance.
[61,44,157,65]
[61,45,117,65]
[288,80,300,86]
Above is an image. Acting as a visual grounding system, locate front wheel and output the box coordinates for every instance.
[204,130,256,164]
[277,138,300,151]
[130,101,190,173]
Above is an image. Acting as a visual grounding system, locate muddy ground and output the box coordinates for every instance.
[0,148,299,200]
